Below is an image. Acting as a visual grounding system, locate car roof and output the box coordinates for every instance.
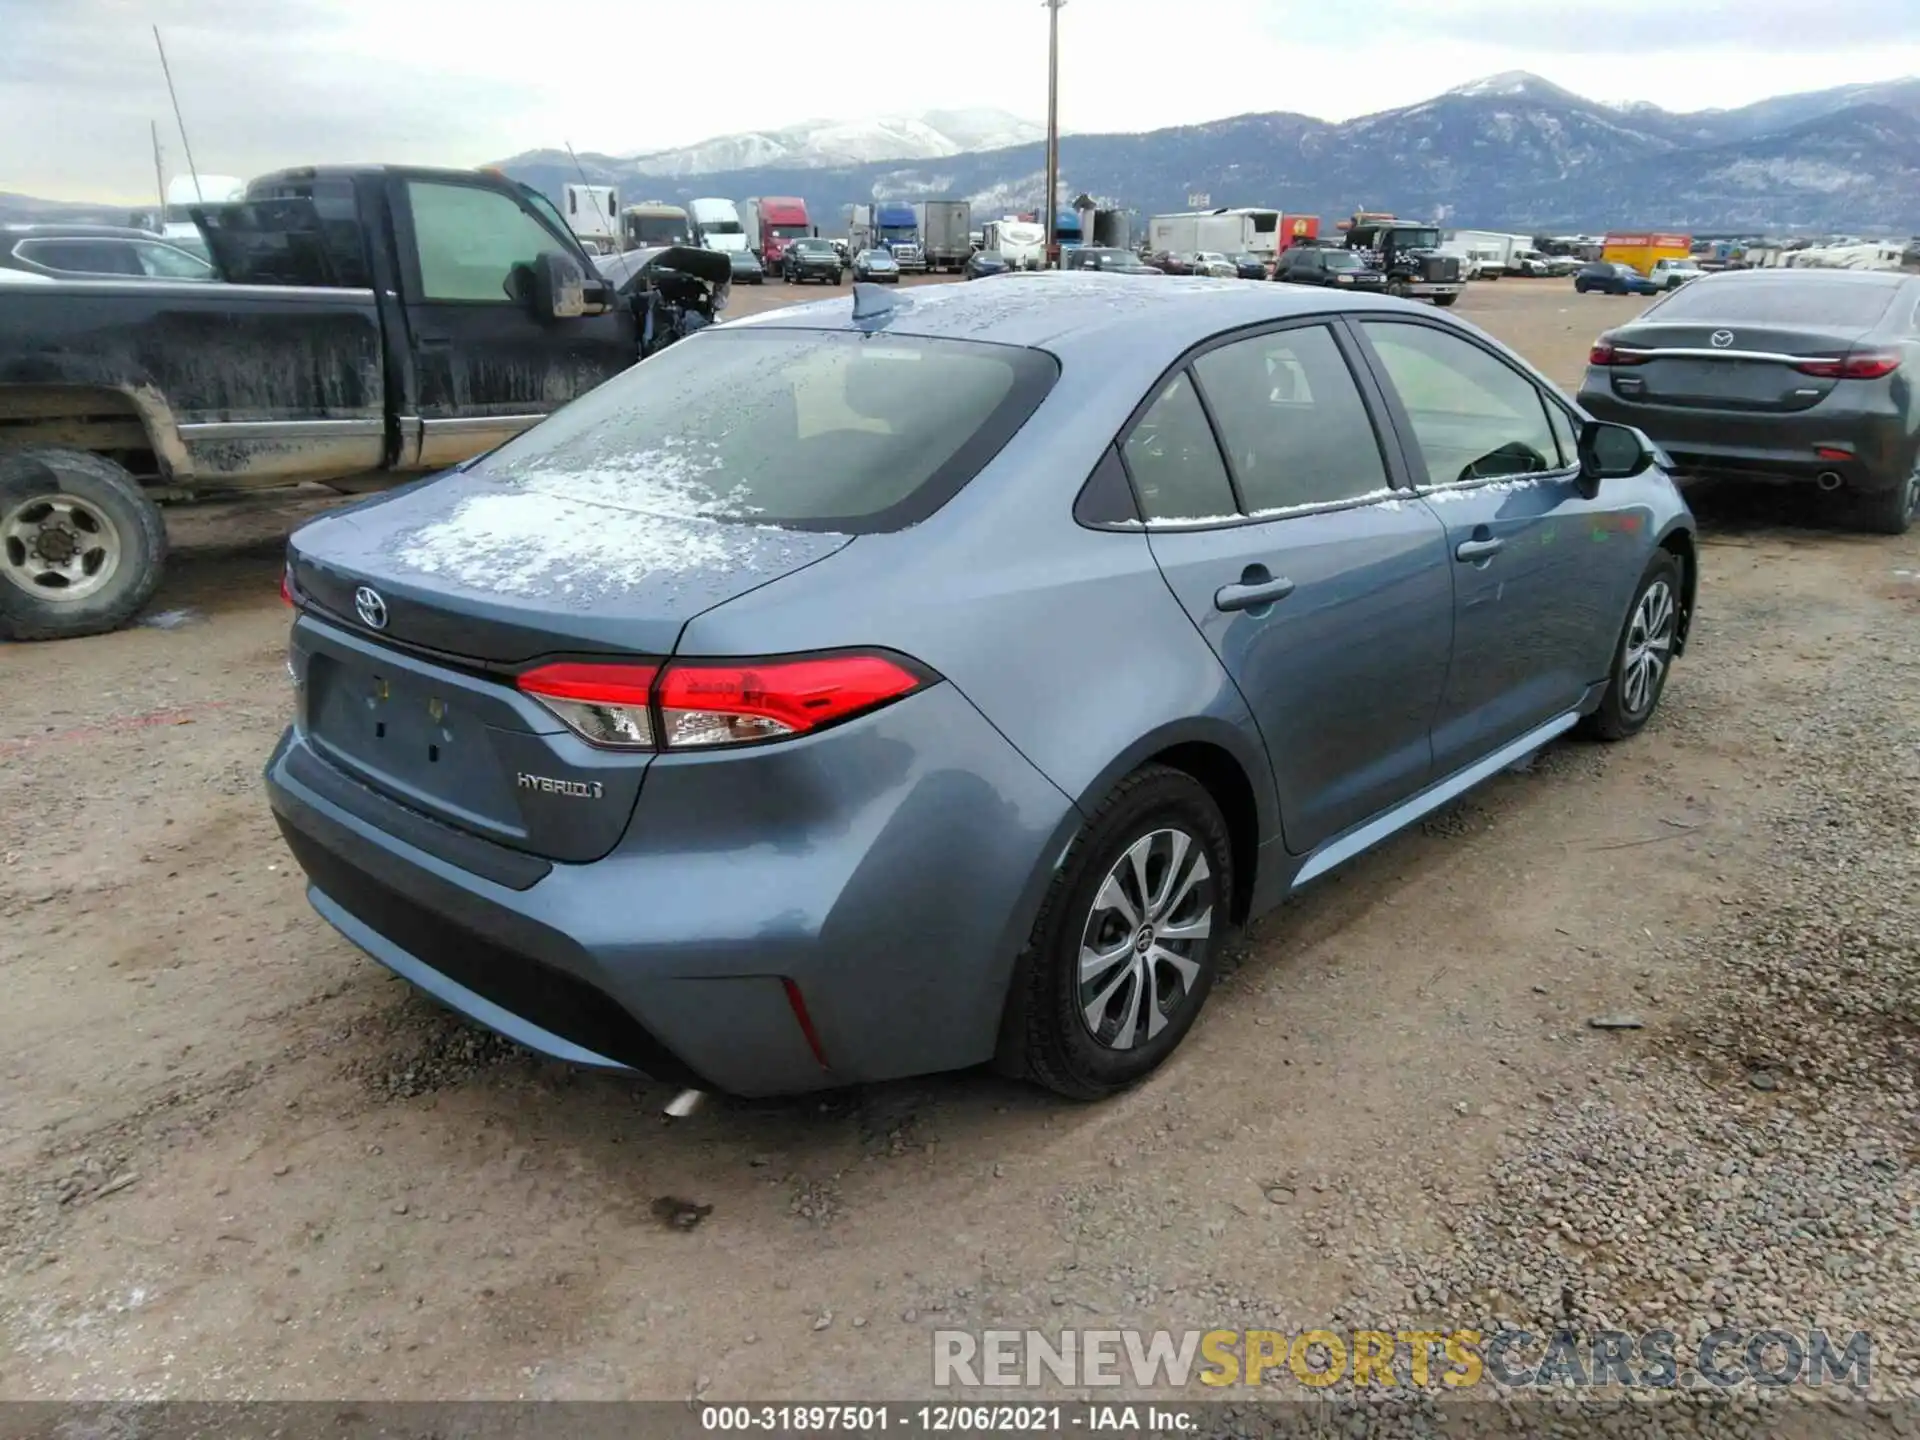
[725,271,1427,351]
[2,223,170,240]
[1693,267,1908,289]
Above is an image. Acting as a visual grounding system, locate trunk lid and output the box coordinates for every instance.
[287,465,852,864]
[289,464,852,663]
[1603,320,1871,413]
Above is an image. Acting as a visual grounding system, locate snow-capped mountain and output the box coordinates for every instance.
[499,109,1045,183]
[497,73,1920,235]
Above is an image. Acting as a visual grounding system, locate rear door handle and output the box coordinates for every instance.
[1214,576,1296,611]
[1455,537,1504,563]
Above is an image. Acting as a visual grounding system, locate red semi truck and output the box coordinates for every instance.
[745,196,813,271]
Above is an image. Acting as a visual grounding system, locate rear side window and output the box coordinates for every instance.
[1193,326,1390,512]
[1646,277,1897,328]
[476,329,1058,534]
[16,239,142,275]
[1121,373,1237,523]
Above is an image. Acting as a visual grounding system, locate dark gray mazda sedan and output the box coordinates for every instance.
[268,274,1697,1100]
[1579,267,1919,534]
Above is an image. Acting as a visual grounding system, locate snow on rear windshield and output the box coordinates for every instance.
[474,329,1057,533]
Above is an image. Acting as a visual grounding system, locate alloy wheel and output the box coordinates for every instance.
[1621,578,1676,718]
[1076,828,1214,1051]
[0,492,122,602]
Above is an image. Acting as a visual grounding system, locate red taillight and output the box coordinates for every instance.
[656,653,927,749]
[1795,351,1900,380]
[1589,339,1647,367]
[513,652,929,751]
[518,661,659,749]
[280,569,295,607]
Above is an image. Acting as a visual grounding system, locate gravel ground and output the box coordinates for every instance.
[1,280,1915,1424]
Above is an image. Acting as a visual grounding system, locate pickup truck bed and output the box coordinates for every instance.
[0,163,642,640]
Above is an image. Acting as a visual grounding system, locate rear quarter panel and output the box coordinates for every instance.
[676,325,1281,1012]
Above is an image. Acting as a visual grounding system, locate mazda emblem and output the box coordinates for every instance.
[1710,330,1735,349]
[353,586,389,631]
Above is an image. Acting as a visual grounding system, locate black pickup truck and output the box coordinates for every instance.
[0,164,651,640]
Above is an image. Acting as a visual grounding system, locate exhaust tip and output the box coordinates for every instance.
[1815,471,1844,492]
[663,1088,705,1119]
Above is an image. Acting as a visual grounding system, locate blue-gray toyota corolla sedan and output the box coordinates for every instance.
[267,274,1697,1100]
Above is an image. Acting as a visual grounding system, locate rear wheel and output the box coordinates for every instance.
[1579,551,1682,741]
[1855,464,1918,536]
[1000,765,1232,1100]
[0,447,167,641]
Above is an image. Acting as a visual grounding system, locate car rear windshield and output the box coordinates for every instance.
[474,329,1059,534]
[1648,278,1899,328]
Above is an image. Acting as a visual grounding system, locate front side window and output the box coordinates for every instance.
[134,241,215,279]
[407,181,566,303]
[1193,326,1391,513]
[1359,321,1562,487]
[1120,372,1237,524]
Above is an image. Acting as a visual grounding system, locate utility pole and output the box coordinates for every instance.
[1042,0,1065,267]
[153,26,203,205]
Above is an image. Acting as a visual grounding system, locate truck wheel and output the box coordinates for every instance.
[1387,280,1411,299]
[1432,293,1459,307]
[0,448,167,642]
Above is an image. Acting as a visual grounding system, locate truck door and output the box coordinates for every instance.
[390,174,636,471]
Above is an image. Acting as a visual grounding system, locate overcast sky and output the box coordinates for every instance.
[3,0,1917,201]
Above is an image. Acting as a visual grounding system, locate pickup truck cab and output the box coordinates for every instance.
[0,164,641,640]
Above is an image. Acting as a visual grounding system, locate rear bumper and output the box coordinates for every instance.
[265,682,1078,1097]
[1577,374,1911,490]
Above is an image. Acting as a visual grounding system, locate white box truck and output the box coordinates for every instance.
[1148,209,1282,260]
[563,184,619,254]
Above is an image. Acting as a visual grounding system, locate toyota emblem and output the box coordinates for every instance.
[353,586,389,631]
[1710,330,1735,349]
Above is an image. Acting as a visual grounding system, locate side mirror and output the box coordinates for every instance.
[1576,419,1657,494]
[528,250,588,320]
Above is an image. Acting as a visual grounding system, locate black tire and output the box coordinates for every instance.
[1387,280,1411,300]
[1579,550,1683,742]
[1574,280,1588,293]
[1432,293,1459,307]
[1854,464,1917,536]
[0,447,167,642]
[998,764,1233,1100]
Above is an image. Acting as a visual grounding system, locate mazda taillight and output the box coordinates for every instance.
[656,653,928,748]
[514,652,931,751]
[518,662,659,748]
[1589,340,1647,366]
[1795,351,1900,380]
